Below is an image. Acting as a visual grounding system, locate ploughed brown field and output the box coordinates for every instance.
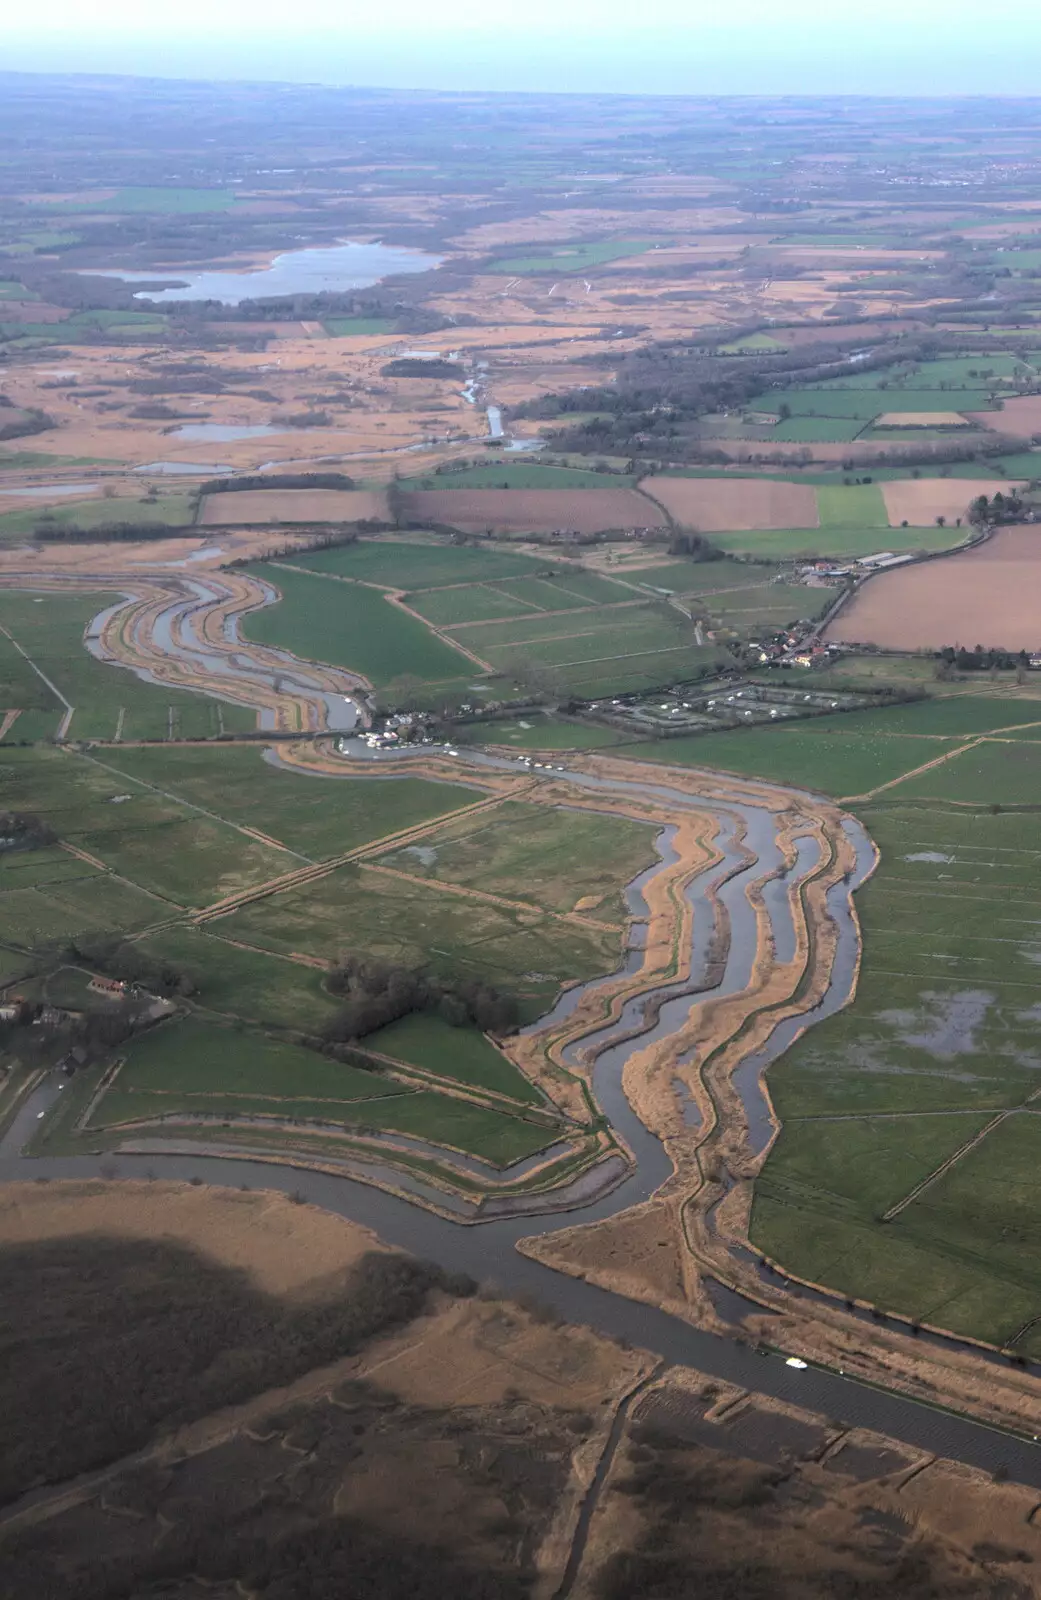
[644,475,818,530]
[199,489,389,525]
[399,487,664,535]
[968,394,1041,433]
[874,411,971,427]
[880,478,1020,528]
[826,525,1041,650]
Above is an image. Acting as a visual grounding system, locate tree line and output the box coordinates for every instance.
[323,954,519,1042]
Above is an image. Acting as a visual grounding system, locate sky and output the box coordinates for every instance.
[6,0,1041,95]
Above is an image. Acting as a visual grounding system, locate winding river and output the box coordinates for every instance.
[4,579,1041,1484]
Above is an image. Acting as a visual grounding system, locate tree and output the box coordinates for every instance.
[968,494,990,528]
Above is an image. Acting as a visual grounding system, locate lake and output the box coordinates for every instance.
[85,240,443,306]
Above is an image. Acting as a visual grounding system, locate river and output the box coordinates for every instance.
[4,580,1041,1485]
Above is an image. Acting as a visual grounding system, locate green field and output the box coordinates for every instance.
[406,584,544,626]
[221,856,626,1019]
[100,1016,400,1106]
[946,452,1041,478]
[0,746,291,908]
[87,745,481,860]
[769,417,868,443]
[719,332,790,354]
[618,720,952,796]
[365,1012,541,1102]
[323,317,397,336]
[137,927,342,1032]
[996,248,1041,271]
[243,563,471,686]
[486,239,656,274]
[820,355,1033,389]
[271,540,727,698]
[0,309,170,345]
[0,451,110,471]
[815,482,888,528]
[377,797,654,920]
[710,525,960,559]
[657,678,1041,1347]
[889,736,1041,805]
[0,590,256,743]
[475,607,701,678]
[0,492,193,543]
[65,1014,556,1166]
[751,386,994,420]
[288,538,546,589]
[754,796,1041,1347]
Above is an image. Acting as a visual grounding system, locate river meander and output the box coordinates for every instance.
[4,575,1041,1484]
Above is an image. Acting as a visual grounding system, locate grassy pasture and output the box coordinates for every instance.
[0,493,193,543]
[53,1009,564,1169]
[769,417,868,443]
[243,563,471,686]
[94,746,480,861]
[719,332,789,353]
[619,718,966,796]
[365,1013,541,1103]
[753,801,1041,1345]
[683,687,1041,1346]
[0,590,255,743]
[288,538,546,589]
[0,858,163,945]
[481,611,698,677]
[711,525,960,559]
[139,928,342,1032]
[0,746,289,907]
[0,309,169,345]
[815,483,888,528]
[486,572,628,613]
[750,389,884,420]
[453,605,650,650]
[0,452,109,471]
[377,797,654,919]
[222,858,625,1019]
[547,645,722,697]
[104,1017,397,1104]
[835,694,1041,737]
[754,386,996,420]
[946,452,1041,478]
[323,317,396,336]
[888,736,1041,805]
[406,585,540,626]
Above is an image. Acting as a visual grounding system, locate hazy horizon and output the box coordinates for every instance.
[7,0,1041,98]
